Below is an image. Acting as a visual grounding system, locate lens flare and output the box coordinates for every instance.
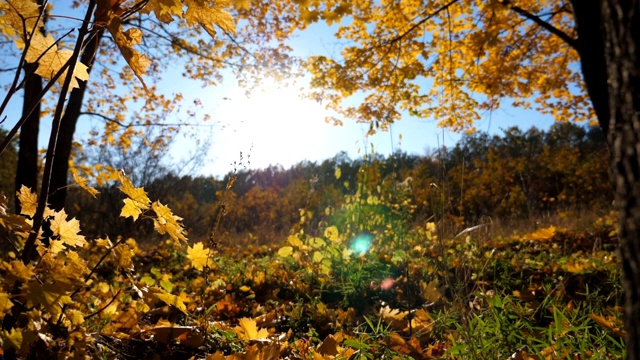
[349,232,374,255]
[380,277,395,290]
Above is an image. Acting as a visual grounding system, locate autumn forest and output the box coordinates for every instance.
[0,0,639,359]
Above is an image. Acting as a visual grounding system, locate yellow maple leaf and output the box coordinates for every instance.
[50,209,87,248]
[525,226,560,242]
[235,317,269,340]
[148,286,188,314]
[184,0,236,38]
[24,32,89,90]
[152,201,187,242]
[0,0,41,39]
[49,210,86,248]
[1,261,35,283]
[47,240,66,255]
[118,172,150,220]
[1,195,30,238]
[233,0,251,11]
[72,172,99,197]
[140,0,184,23]
[100,7,151,88]
[16,185,37,217]
[419,279,442,303]
[0,292,14,318]
[26,281,73,320]
[187,242,209,271]
[121,198,145,220]
[0,328,23,352]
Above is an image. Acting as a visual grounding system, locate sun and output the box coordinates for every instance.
[211,78,335,172]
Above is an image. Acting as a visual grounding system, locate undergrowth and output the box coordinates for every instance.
[0,167,625,359]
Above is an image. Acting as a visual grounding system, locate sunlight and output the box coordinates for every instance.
[212,78,334,172]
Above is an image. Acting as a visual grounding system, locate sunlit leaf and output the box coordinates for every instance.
[235,317,269,340]
[16,186,37,217]
[152,201,187,242]
[24,32,89,90]
[50,210,87,248]
[72,172,99,197]
[187,242,209,271]
[287,235,303,247]
[278,246,293,257]
[0,292,13,318]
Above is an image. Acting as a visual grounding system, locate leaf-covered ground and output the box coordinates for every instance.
[43,215,622,359]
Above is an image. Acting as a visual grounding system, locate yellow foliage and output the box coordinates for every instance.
[72,172,99,197]
[24,32,89,90]
[152,201,187,243]
[16,186,38,218]
[50,210,87,249]
[278,246,294,257]
[234,317,269,340]
[118,172,151,220]
[298,0,590,132]
[0,292,13,318]
[187,242,210,271]
[25,281,73,320]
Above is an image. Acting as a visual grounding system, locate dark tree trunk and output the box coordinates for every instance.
[15,0,45,213]
[570,0,611,138]
[601,0,640,357]
[15,64,42,213]
[47,29,103,211]
[571,0,640,357]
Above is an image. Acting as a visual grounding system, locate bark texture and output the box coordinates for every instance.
[15,64,41,212]
[601,0,640,357]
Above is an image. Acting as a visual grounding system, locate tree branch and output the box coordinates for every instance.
[385,0,461,47]
[500,0,579,50]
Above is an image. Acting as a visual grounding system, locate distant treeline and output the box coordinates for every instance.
[63,122,612,244]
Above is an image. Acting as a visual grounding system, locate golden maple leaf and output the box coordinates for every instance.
[152,201,187,242]
[24,32,89,90]
[148,286,188,314]
[16,185,37,217]
[0,328,23,352]
[139,0,184,23]
[0,292,14,318]
[97,1,151,87]
[50,209,87,248]
[26,281,73,320]
[0,0,41,39]
[184,0,236,38]
[0,260,35,283]
[234,317,269,340]
[72,172,99,197]
[187,242,210,271]
[118,171,150,220]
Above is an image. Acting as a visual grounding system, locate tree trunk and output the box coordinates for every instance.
[47,29,104,211]
[600,0,640,358]
[570,0,611,138]
[15,64,41,212]
[570,0,640,357]
[15,0,46,213]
